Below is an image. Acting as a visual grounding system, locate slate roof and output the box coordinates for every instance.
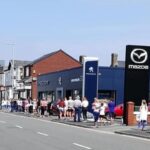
[8,60,31,70]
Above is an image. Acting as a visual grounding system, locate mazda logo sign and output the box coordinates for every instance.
[130,49,148,64]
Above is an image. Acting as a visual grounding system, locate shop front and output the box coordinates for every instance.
[37,66,125,105]
[37,67,82,102]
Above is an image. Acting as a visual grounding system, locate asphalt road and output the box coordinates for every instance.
[0,112,150,150]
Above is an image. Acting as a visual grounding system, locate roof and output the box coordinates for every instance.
[8,60,31,70]
[27,49,81,66]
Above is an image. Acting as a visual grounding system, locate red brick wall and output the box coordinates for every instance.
[126,102,135,125]
[31,51,81,99]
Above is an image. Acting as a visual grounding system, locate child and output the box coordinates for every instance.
[136,113,141,128]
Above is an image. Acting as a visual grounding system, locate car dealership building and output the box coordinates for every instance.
[37,56,125,106]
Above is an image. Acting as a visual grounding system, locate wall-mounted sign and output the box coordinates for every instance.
[70,78,81,83]
[127,48,149,70]
[38,80,50,86]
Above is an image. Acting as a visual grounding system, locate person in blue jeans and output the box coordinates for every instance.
[74,96,82,122]
[139,99,148,131]
[92,98,101,127]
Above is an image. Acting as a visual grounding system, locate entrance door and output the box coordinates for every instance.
[56,87,63,100]
[66,90,72,99]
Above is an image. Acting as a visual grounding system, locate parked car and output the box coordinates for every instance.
[114,104,123,117]
[105,102,150,118]
[105,103,123,118]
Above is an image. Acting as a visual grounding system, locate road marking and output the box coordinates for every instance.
[73,143,92,149]
[0,120,6,124]
[15,125,23,129]
[37,132,48,136]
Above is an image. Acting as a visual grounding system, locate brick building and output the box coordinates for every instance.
[24,49,81,100]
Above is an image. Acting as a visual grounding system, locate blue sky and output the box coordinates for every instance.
[0,0,150,66]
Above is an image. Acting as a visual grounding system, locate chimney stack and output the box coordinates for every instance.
[111,53,118,67]
[79,55,86,64]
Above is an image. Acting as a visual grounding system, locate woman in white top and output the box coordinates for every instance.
[139,99,148,131]
[81,97,89,121]
[64,97,68,118]
[99,103,106,125]
[67,96,74,118]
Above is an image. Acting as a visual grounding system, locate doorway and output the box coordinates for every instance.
[56,87,63,100]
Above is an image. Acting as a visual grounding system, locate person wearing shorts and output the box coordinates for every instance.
[57,99,65,119]
[67,96,74,118]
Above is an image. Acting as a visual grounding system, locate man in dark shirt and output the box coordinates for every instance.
[108,99,115,124]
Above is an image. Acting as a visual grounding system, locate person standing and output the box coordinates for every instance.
[67,96,74,118]
[108,98,115,124]
[92,98,101,128]
[47,98,52,116]
[81,97,89,121]
[64,97,68,119]
[139,99,148,131]
[40,98,47,117]
[99,102,106,125]
[57,98,65,119]
[73,96,82,122]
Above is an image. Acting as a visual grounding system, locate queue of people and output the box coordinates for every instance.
[0,96,115,126]
[0,97,149,130]
[1,98,35,113]
[56,96,89,122]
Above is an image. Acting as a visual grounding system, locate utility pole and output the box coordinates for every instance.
[12,45,14,99]
[0,41,15,100]
[7,43,15,99]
